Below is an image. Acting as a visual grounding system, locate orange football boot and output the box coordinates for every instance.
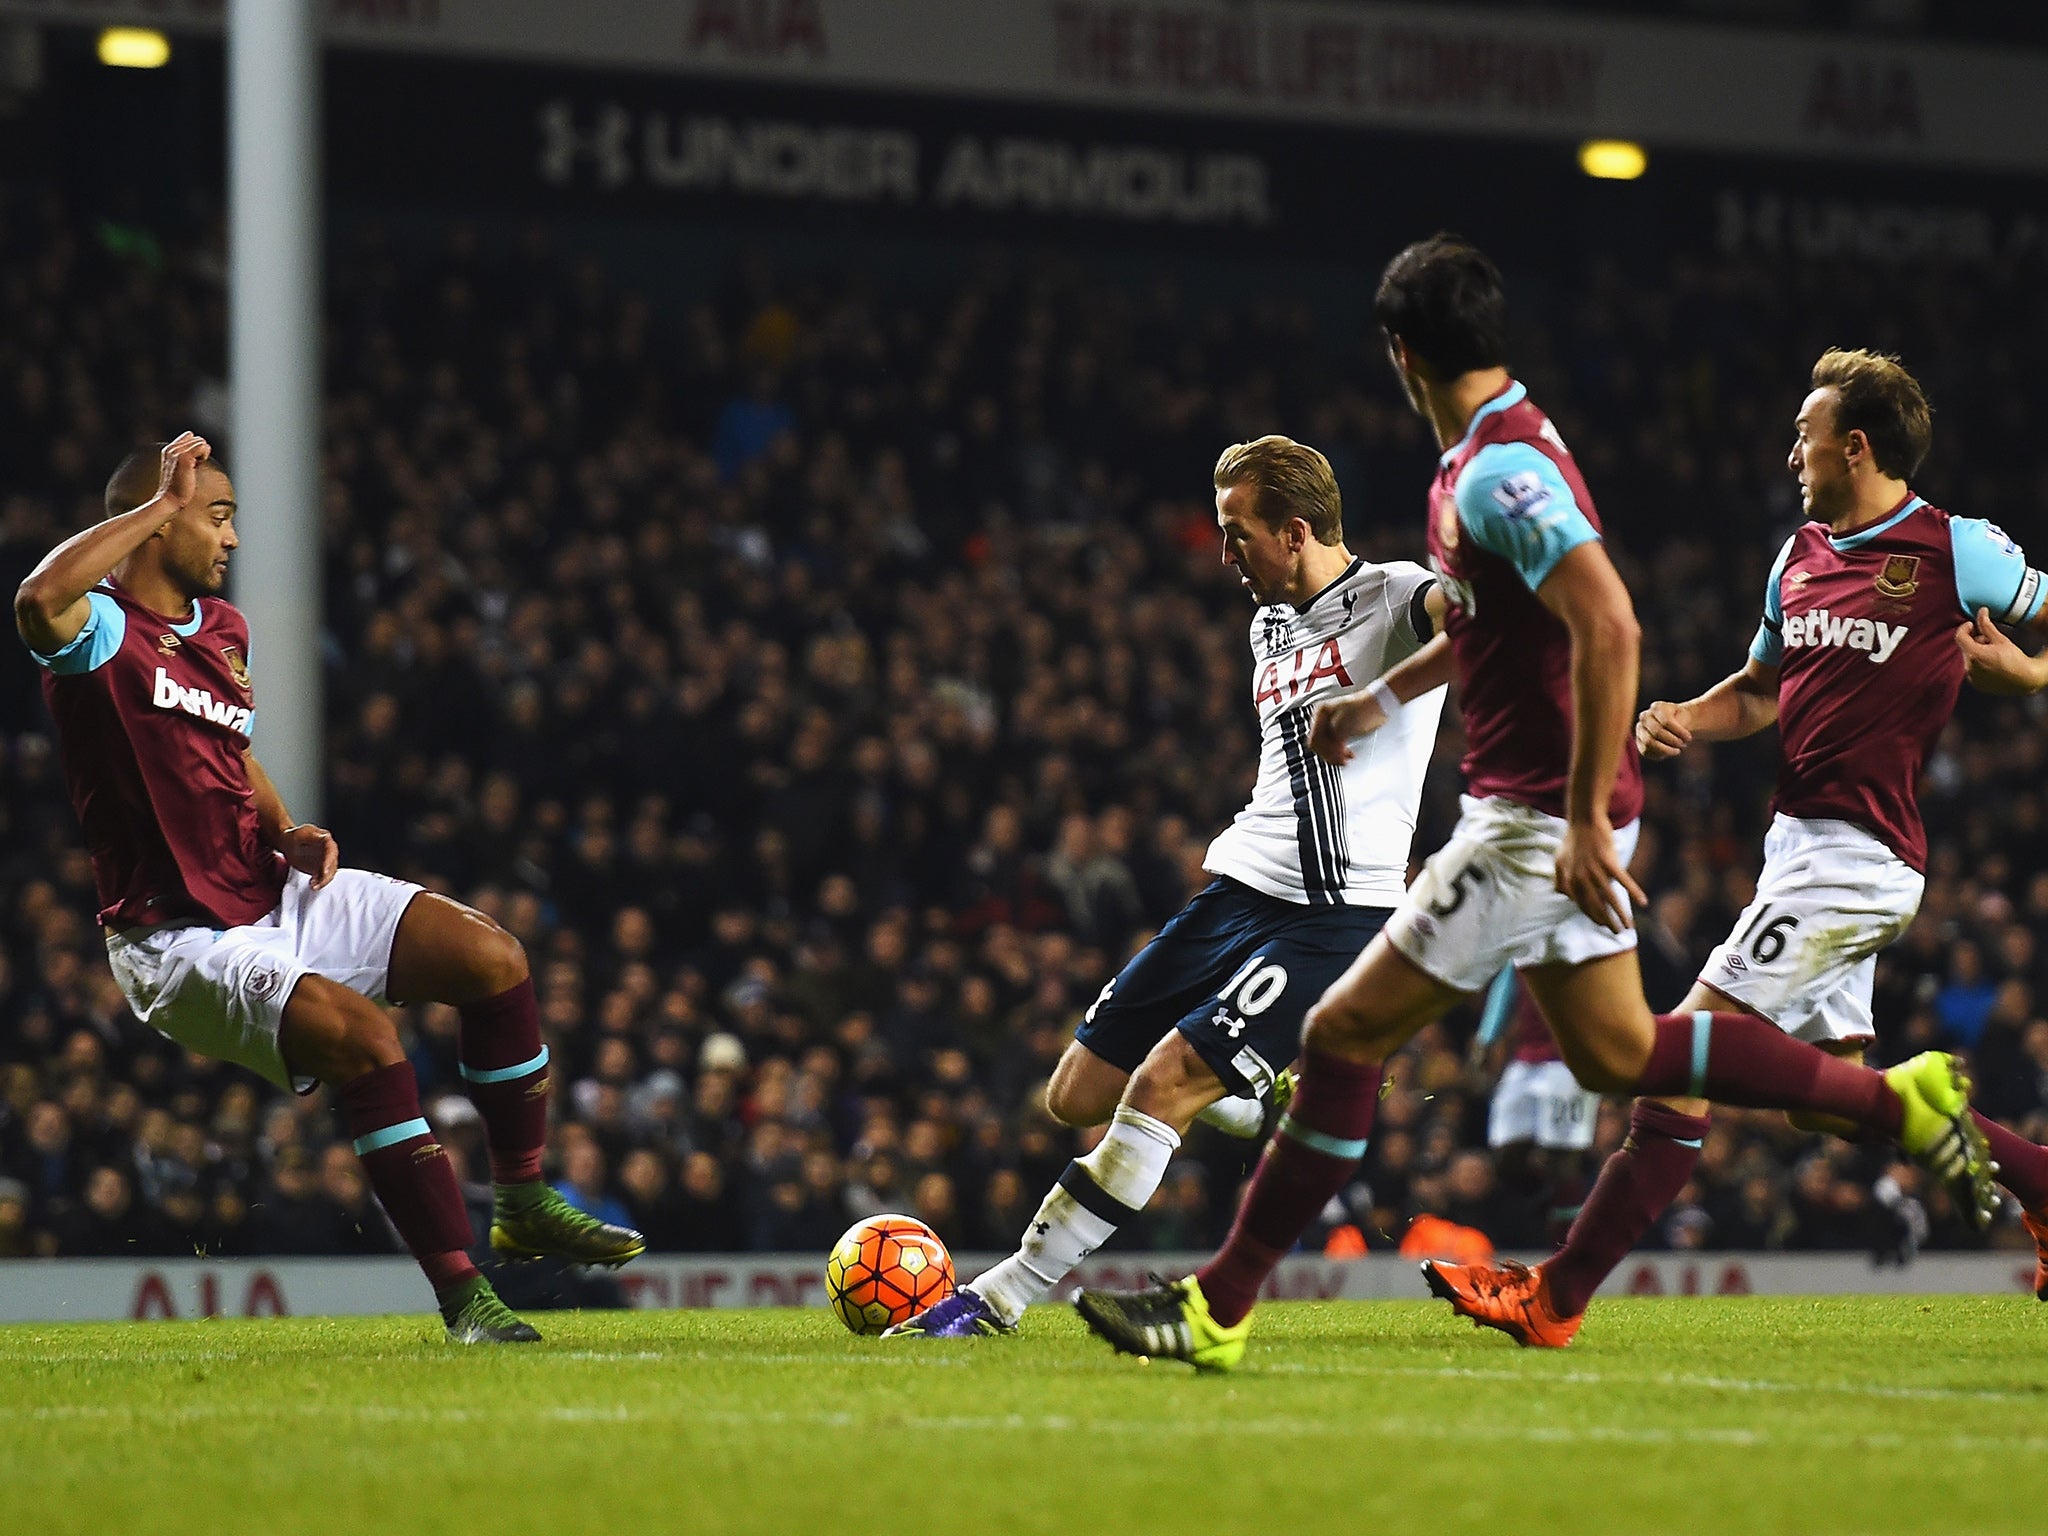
[2023,1210,2048,1301]
[1420,1257,1583,1348]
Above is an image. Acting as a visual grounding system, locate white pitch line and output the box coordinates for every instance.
[5,1399,2047,1456]
[1257,1359,2046,1406]
[3,1346,2040,1407]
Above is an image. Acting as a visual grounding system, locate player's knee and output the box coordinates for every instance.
[1302,995,1380,1060]
[1556,1035,1634,1096]
[470,919,529,996]
[286,979,404,1084]
[1126,1037,1216,1125]
[1043,1075,1090,1128]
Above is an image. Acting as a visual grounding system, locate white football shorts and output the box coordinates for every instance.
[1488,1058,1601,1151]
[1699,814,1923,1047]
[1385,795,1641,995]
[106,868,422,1091]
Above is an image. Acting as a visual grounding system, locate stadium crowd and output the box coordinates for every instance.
[2,187,2045,1270]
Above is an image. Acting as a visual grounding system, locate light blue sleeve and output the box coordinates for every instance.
[1475,966,1518,1048]
[1950,517,2047,624]
[1453,441,1600,592]
[1750,534,1796,666]
[27,591,126,675]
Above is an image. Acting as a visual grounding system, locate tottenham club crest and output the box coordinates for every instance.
[1874,555,1920,601]
[220,645,253,695]
[1259,610,1295,658]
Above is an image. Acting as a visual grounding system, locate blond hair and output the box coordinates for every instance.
[1213,436,1343,545]
[1810,349,1932,479]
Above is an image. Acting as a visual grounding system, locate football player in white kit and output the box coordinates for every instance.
[888,434,1447,1336]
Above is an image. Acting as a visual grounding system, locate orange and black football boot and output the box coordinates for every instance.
[1420,1257,1583,1348]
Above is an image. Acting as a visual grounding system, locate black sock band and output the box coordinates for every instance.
[1058,1161,1144,1226]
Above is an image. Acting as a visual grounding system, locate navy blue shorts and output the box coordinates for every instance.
[1074,877,1392,1099]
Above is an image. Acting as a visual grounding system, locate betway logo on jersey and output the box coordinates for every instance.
[1782,609,1907,664]
[153,667,254,735]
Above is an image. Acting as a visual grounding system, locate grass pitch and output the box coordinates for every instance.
[3,1296,2045,1536]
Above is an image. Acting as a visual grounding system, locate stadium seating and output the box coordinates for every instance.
[1,192,2041,1264]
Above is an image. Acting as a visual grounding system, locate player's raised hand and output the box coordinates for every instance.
[1957,607,2048,696]
[155,432,211,512]
[1634,700,1692,759]
[279,823,339,889]
[1308,694,1384,765]
[1553,819,1646,934]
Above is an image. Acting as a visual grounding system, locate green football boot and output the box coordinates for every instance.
[439,1276,541,1345]
[490,1182,647,1267]
[1886,1051,2000,1231]
[1074,1273,1250,1372]
[1258,1066,1299,1142]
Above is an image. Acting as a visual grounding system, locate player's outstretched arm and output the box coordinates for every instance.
[13,433,211,655]
[243,749,339,890]
[1635,657,1779,760]
[1538,541,1647,933]
[1307,633,1454,765]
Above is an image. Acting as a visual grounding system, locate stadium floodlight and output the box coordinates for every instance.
[97,27,171,69]
[1578,139,1648,180]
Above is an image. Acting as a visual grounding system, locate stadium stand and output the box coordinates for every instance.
[2,187,2043,1267]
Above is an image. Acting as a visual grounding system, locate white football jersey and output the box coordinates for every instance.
[1204,557,1444,907]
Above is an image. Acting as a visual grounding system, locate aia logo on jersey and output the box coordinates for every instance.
[1874,555,1919,601]
[1253,640,1353,710]
[221,645,252,695]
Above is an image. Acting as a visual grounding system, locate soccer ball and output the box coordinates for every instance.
[825,1213,955,1335]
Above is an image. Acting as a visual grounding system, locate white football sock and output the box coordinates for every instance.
[971,1106,1180,1326]
[1197,1093,1264,1138]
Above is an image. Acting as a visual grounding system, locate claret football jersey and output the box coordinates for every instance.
[1426,380,1644,828]
[1203,557,1445,907]
[1750,494,2047,872]
[30,582,286,928]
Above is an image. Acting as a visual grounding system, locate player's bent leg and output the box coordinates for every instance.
[1786,1041,1866,1138]
[1458,978,1721,1335]
[1303,932,1465,1064]
[1431,1096,1706,1346]
[1084,939,1465,1355]
[1044,1041,1132,1129]
[1532,958,1997,1227]
[386,890,529,1006]
[898,1035,1219,1339]
[1519,951,1660,1094]
[279,977,538,1344]
[387,894,643,1267]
